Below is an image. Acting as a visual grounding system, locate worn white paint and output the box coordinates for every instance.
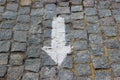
[42,16,71,66]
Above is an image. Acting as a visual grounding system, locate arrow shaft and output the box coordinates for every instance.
[51,17,66,47]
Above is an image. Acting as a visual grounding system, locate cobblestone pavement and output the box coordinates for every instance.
[0,0,120,80]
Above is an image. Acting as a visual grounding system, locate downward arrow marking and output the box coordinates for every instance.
[42,16,71,66]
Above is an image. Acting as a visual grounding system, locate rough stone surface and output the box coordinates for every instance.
[85,8,97,16]
[71,6,83,12]
[112,64,120,77]
[0,53,8,65]
[14,31,27,42]
[0,21,16,29]
[76,64,91,76]
[7,66,24,80]
[26,47,41,58]
[95,71,112,80]
[14,23,30,31]
[6,3,18,11]
[0,30,12,40]
[90,44,105,56]
[17,15,30,23]
[108,49,120,63]
[73,30,87,39]
[10,54,24,65]
[73,40,87,50]
[105,39,120,49]
[25,59,41,72]
[92,57,110,69]
[75,51,91,63]
[89,34,103,44]
[0,0,120,80]
[41,67,57,79]
[59,69,74,80]
[2,11,17,19]
[0,65,7,77]
[11,42,26,52]
[103,26,117,36]
[71,12,83,20]
[0,41,11,52]
[61,56,73,68]
[22,72,39,80]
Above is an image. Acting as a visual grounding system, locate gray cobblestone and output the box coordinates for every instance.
[76,64,91,76]
[72,20,85,29]
[27,46,41,58]
[98,1,110,9]
[89,34,103,44]
[61,56,73,68]
[105,39,120,49]
[114,15,120,23]
[7,66,24,80]
[30,8,43,16]
[90,44,105,56]
[108,49,120,63]
[0,65,7,77]
[6,3,18,11]
[14,31,27,42]
[86,16,99,23]
[71,6,83,12]
[45,4,56,11]
[58,2,69,7]
[60,14,71,23]
[92,57,110,69]
[100,17,115,26]
[30,25,42,34]
[77,77,92,80]
[70,0,83,5]
[98,9,111,18]
[45,11,57,19]
[10,54,24,65]
[42,52,56,66]
[57,7,70,14]
[59,69,74,80]
[83,0,94,7]
[2,11,17,20]
[75,51,91,63]
[41,67,57,79]
[0,0,6,5]
[19,7,30,15]
[0,41,10,52]
[22,72,39,80]
[17,15,30,23]
[95,71,112,80]
[0,21,15,29]
[31,16,42,25]
[88,23,100,33]
[0,53,8,65]
[14,23,30,31]
[25,59,41,72]
[72,30,87,39]
[85,8,97,16]
[27,34,41,46]
[103,26,117,36]
[112,64,120,77]
[73,40,87,50]
[0,30,12,40]
[0,6,4,13]
[71,12,83,20]
[11,42,26,52]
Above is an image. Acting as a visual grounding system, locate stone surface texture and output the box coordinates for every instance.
[0,0,120,80]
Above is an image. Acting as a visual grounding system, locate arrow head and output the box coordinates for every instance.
[42,45,71,66]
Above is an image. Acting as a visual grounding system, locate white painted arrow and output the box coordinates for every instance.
[42,16,71,66]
